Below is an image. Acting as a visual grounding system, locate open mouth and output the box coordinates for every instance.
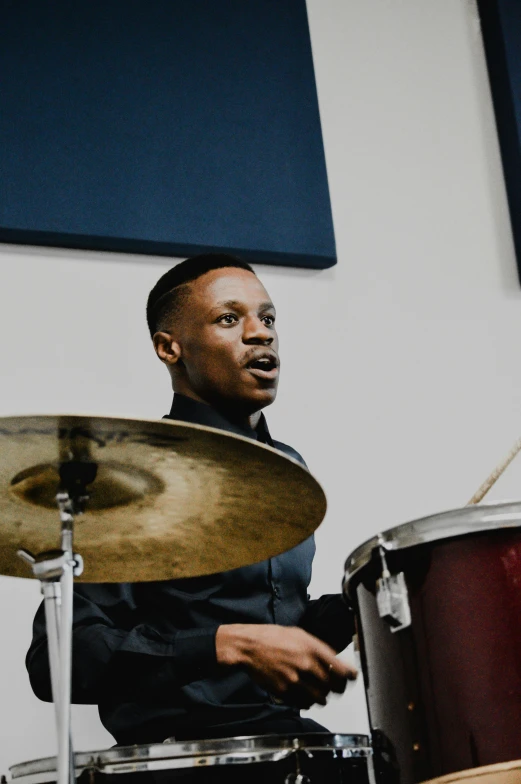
[246,355,279,379]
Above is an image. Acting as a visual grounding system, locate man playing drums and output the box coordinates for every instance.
[26,254,355,746]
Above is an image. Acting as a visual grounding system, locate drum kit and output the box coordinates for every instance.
[2,414,521,783]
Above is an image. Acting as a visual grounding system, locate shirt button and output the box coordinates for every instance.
[272,586,280,598]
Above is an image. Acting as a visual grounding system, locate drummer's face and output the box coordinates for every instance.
[174,268,279,411]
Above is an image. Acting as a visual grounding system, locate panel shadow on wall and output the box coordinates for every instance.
[0,0,336,270]
[478,0,521,283]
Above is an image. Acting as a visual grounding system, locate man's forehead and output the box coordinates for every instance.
[192,267,273,307]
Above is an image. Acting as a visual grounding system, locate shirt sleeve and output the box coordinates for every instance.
[26,583,218,705]
[299,593,355,653]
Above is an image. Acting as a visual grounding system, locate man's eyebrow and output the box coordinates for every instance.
[259,301,276,313]
[211,300,242,311]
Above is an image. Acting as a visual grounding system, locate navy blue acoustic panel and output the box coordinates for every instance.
[0,1,336,269]
[478,0,521,282]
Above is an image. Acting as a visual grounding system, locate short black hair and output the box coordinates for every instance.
[146,253,255,338]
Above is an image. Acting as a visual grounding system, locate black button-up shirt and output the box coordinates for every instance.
[26,395,354,745]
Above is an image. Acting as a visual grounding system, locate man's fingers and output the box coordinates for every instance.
[329,656,357,680]
[329,670,348,694]
[293,643,359,698]
[311,637,358,681]
[327,658,357,693]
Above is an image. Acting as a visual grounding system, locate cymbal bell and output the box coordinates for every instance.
[0,415,327,582]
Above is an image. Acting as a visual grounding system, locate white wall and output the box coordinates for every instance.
[1,0,520,774]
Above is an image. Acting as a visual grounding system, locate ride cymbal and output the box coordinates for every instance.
[0,415,326,582]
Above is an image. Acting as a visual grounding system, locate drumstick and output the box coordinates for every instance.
[467,435,521,505]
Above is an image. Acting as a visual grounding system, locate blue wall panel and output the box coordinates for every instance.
[0,0,336,269]
[479,0,521,283]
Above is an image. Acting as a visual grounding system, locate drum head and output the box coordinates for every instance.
[424,759,521,784]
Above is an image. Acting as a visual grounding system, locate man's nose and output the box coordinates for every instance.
[242,317,274,345]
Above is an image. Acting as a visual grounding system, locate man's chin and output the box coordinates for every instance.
[217,386,277,415]
[183,379,278,416]
[250,389,277,410]
[232,387,277,413]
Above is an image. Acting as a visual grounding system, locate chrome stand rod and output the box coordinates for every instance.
[58,559,74,784]
[42,582,62,734]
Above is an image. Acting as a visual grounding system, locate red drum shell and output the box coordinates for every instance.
[347,522,521,784]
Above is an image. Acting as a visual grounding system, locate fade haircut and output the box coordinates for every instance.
[146,253,255,338]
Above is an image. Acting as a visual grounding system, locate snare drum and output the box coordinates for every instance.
[343,501,521,784]
[9,734,372,784]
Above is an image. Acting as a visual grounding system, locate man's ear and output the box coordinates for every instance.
[153,332,183,366]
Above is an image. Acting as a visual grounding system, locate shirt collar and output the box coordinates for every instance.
[164,393,274,446]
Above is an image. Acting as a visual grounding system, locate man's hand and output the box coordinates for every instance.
[215,624,357,709]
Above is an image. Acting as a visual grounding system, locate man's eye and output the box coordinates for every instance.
[262,315,275,326]
[218,314,238,324]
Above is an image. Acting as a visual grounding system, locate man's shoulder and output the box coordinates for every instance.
[271,439,308,469]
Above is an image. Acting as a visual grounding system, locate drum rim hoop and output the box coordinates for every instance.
[9,733,372,777]
[343,500,521,589]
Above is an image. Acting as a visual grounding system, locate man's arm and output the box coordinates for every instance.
[26,583,219,704]
[27,583,355,710]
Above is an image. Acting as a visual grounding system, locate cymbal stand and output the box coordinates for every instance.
[18,490,84,784]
